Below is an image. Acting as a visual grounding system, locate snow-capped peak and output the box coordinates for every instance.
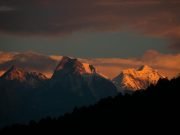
[55,56,72,71]
[138,65,154,72]
[1,65,47,82]
[1,65,26,81]
[82,63,96,74]
[113,65,165,92]
[53,56,97,78]
[54,56,85,74]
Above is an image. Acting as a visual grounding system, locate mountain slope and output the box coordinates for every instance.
[0,57,117,127]
[51,56,117,99]
[0,65,47,88]
[1,77,179,133]
[0,66,48,127]
[113,65,164,92]
[29,56,117,124]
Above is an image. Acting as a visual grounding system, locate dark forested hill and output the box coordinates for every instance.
[1,76,179,134]
[0,58,117,127]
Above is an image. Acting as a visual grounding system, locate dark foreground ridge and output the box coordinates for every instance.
[0,58,117,127]
[0,77,179,134]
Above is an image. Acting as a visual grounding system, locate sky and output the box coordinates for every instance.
[0,0,180,78]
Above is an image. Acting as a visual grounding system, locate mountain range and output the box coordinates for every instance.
[0,56,165,127]
[1,76,179,133]
[0,56,117,127]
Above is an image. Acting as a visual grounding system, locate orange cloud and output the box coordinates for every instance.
[82,50,180,79]
[0,51,58,78]
[0,51,179,79]
[50,55,62,61]
[0,52,16,64]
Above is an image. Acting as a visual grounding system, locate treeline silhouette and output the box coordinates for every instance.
[1,77,180,134]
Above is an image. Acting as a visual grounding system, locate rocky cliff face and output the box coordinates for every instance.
[51,56,117,99]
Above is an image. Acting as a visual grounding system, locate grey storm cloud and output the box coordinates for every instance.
[0,0,180,49]
[169,41,180,50]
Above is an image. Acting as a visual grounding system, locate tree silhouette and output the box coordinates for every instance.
[0,77,179,134]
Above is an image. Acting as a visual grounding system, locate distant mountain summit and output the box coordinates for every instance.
[51,56,117,99]
[1,65,47,87]
[113,65,164,92]
[52,56,96,79]
[0,60,170,128]
[1,65,26,81]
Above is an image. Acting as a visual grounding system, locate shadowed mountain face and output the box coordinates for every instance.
[0,66,49,127]
[51,56,117,99]
[0,56,117,127]
[52,56,87,77]
[1,77,179,134]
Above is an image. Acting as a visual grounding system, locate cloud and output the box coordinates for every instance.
[0,0,180,40]
[0,51,58,78]
[82,50,180,79]
[0,6,15,12]
[50,55,62,61]
[168,41,180,50]
[0,51,15,63]
[139,50,180,77]
[0,51,179,79]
